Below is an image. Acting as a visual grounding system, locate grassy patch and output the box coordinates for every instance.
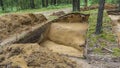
[81,9,117,54]
[112,48,120,57]
[0,4,72,15]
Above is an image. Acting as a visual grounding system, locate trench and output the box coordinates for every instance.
[0,13,92,68]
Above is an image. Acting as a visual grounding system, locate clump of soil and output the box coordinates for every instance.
[52,13,89,23]
[0,43,78,68]
[107,11,120,15]
[50,11,65,17]
[0,13,47,41]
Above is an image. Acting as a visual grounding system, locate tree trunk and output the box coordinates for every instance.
[45,0,48,7]
[0,0,4,11]
[95,0,105,34]
[30,0,35,9]
[53,0,57,5]
[84,0,88,8]
[72,0,80,11]
[42,0,45,7]
[119,0,120,11]
[51,0,53,5]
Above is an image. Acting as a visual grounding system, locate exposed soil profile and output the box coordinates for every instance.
[50,11,66,16]
[0,13,90,68]
[0,44,79,68]
[0,13,47,41]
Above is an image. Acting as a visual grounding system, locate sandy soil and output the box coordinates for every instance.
[0,13,47,41]
[108,15,120,47]
[0,43,80,68]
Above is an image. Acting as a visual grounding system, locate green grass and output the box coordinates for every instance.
[0,4,72,15]
[112,48,120,57]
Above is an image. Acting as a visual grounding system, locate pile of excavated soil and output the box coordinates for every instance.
[50,11,66,16]
[0,13,47,41]
[52,14,89,23]
[0,43,79,68]
[81,3,117,11]
[107,11,120,15]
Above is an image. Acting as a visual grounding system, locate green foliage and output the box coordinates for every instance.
[94,48,102,54]
[0,4,71,15]
[0,0,72,12]
[0,0,119,13]
[112,48,120,57]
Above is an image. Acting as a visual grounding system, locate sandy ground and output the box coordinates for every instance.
[0,44,80,68]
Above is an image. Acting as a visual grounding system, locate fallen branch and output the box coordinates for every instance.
[102,47,113,53]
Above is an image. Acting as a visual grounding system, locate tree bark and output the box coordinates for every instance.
[72,0,80,11]
[42,0,45,7]
[119,0,120,11]
[53,0,57,5]
[30,0,35,9]
[84,0,88,8]
[0,0,4,11]
[50,0,53,5]
[95,0,105,34]
[45,0,48,7]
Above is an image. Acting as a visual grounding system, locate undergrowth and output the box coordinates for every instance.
[0,4,72,15]
[81,9,120,57]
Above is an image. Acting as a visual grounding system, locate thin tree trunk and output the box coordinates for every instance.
[119,0,120,11]
[84,0,88,8]
[72,0,80,11]
[50,0,53,5]
[95,0,105,34]
[42,0,45,7]
[46,0,48,7]
[0,0,4,11]
[30,0,35,9]
[53,0,57,5]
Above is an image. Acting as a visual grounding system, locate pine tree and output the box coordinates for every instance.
[95,0,105,34]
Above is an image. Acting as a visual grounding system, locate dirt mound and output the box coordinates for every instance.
[0,44,79,68]
[107,11,120,15]
[81,3,117,11]
[52,13,90,23]
[50,11,66,16]
[0,13,47,41]
[104,3,117,9]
